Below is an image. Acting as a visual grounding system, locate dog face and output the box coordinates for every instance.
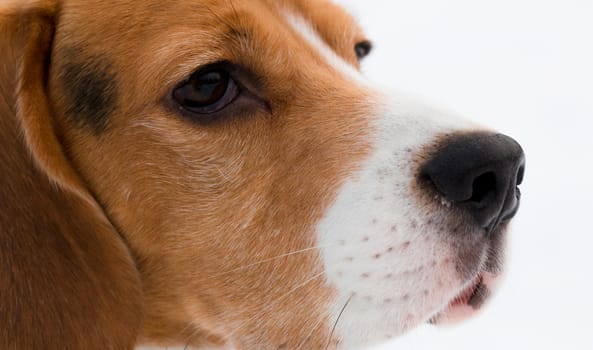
[1,0,524,349]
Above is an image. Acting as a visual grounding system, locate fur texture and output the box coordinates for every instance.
[0,1,518,349]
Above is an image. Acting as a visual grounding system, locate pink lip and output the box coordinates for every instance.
[449,274,483,308]
[428,275,482,325]
[429,272,500,325]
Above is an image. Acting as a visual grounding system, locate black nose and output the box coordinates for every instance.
[421,133,525,232]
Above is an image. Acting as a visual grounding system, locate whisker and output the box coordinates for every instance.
[226,270,327,339]
[179,323,196,350]
[214,244,338,276]
[296,313,327,350]
[292,277,364,350]
[276,271,326,305]
[325,295,353,349]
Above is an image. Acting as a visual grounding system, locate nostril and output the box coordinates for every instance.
[469,172,496,204]
[516,164,525,186]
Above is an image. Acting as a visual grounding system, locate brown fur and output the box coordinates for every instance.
[0,1,143,349]
[1,0,374,348]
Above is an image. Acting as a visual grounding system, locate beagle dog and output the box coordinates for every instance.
[0,0,525,349]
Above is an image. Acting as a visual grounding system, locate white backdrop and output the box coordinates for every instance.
[334,0,593,349]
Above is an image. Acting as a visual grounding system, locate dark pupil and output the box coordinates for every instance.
[355,41,371,59]
[184,71,228,107]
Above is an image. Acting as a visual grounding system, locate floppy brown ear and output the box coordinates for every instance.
[1,2,143,349]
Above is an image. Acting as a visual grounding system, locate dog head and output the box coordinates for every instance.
[0,0,524,349]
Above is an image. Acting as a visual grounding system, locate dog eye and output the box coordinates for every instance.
[173,67,239,115]
[355,40,373,60]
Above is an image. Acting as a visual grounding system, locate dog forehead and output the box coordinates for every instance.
[57,0,363,53]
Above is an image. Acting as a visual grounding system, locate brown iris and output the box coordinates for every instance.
[173,67,239,115]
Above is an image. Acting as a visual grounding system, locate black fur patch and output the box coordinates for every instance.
[59,50,118,133]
